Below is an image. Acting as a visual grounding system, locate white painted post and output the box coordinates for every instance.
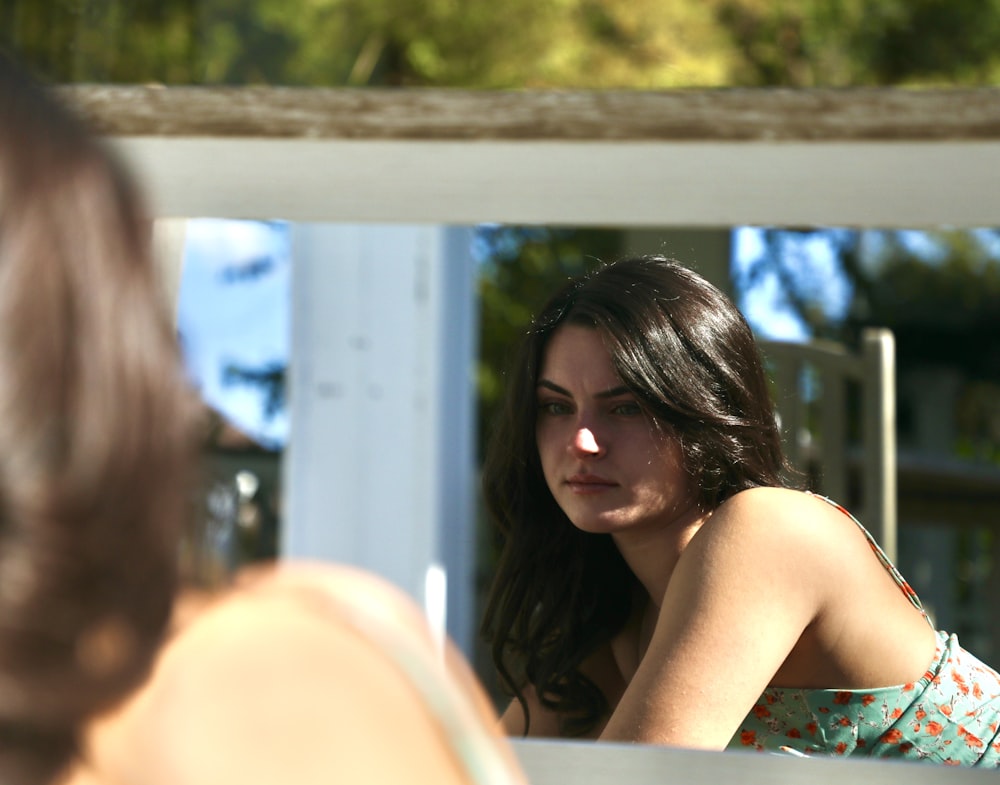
[862,327,898,564]
[282,224,479,654]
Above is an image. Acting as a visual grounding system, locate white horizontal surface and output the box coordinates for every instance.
[511,739,999,784]
[115,137,1000,228]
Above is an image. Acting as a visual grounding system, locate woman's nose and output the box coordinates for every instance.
[573,427,604,457]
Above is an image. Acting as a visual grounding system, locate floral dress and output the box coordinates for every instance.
[727,496,1000,766]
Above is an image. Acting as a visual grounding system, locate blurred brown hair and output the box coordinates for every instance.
[0,54,196,783]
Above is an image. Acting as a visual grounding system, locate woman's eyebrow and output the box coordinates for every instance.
[537,379,570,396]
[537,379,631,399]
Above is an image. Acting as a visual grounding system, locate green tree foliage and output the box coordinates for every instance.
[1,0,727,85]
[5,0,1000,86]
[713,0,1000,86]
[0,0,200,83]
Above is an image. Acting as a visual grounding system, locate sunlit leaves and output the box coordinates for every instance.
[7,0,1000,86]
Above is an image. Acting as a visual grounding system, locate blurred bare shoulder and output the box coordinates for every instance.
[78,563,524,785]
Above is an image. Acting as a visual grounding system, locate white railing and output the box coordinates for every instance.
[512,738,998,784]
[760,328,897,560]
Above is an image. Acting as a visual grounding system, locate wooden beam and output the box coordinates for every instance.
[64,86,1000,142]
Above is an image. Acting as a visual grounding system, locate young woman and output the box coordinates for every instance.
[0,55,525,785]
[481,256,1000,765]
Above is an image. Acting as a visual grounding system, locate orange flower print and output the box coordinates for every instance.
[902,683,915,692]
[833,692,852,705]
[911,723,921,733]
[973,683,983,700]
[856,739,866,749]
[964,733,984,749]
[915,709,927,720]
[786,728,801,739]
[818,707,830,714]
[805,722,818,735]
[940,704,953,717]
[881,729,904,745]
[740,731,756,747]
[890,708,903,720]
[752,705,770,719]
[839,717,852,727]
[899,742,914,754]
[926,721,944,736]
[861,694,876,706]
[834,742,848,754]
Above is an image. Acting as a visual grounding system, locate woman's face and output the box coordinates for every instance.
[535,324,697,536]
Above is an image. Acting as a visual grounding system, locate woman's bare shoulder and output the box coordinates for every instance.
[674,487,864,613]
[704,487,857,548]
[82,563,523,785]
[715,485,828,516]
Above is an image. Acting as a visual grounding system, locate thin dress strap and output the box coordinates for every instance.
[807,492,932,627]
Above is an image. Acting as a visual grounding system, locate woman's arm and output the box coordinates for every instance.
[599,488,828,749]
[500,685,563,737]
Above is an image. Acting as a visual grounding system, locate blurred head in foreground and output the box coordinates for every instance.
[0,54,195,783]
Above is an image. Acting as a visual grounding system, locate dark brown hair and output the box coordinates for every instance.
[0,55,196,783]
[480,256,787,736]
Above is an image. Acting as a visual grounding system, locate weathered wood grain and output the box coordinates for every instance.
[62,85,1000,141]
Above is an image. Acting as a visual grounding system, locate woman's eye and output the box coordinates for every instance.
[538,401,571,416]
[611,402,642,416]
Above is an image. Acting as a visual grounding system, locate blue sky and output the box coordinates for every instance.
[176,218,291,449]
[732,227,853,342]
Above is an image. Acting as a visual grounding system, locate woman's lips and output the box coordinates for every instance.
[565,474,618,494]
